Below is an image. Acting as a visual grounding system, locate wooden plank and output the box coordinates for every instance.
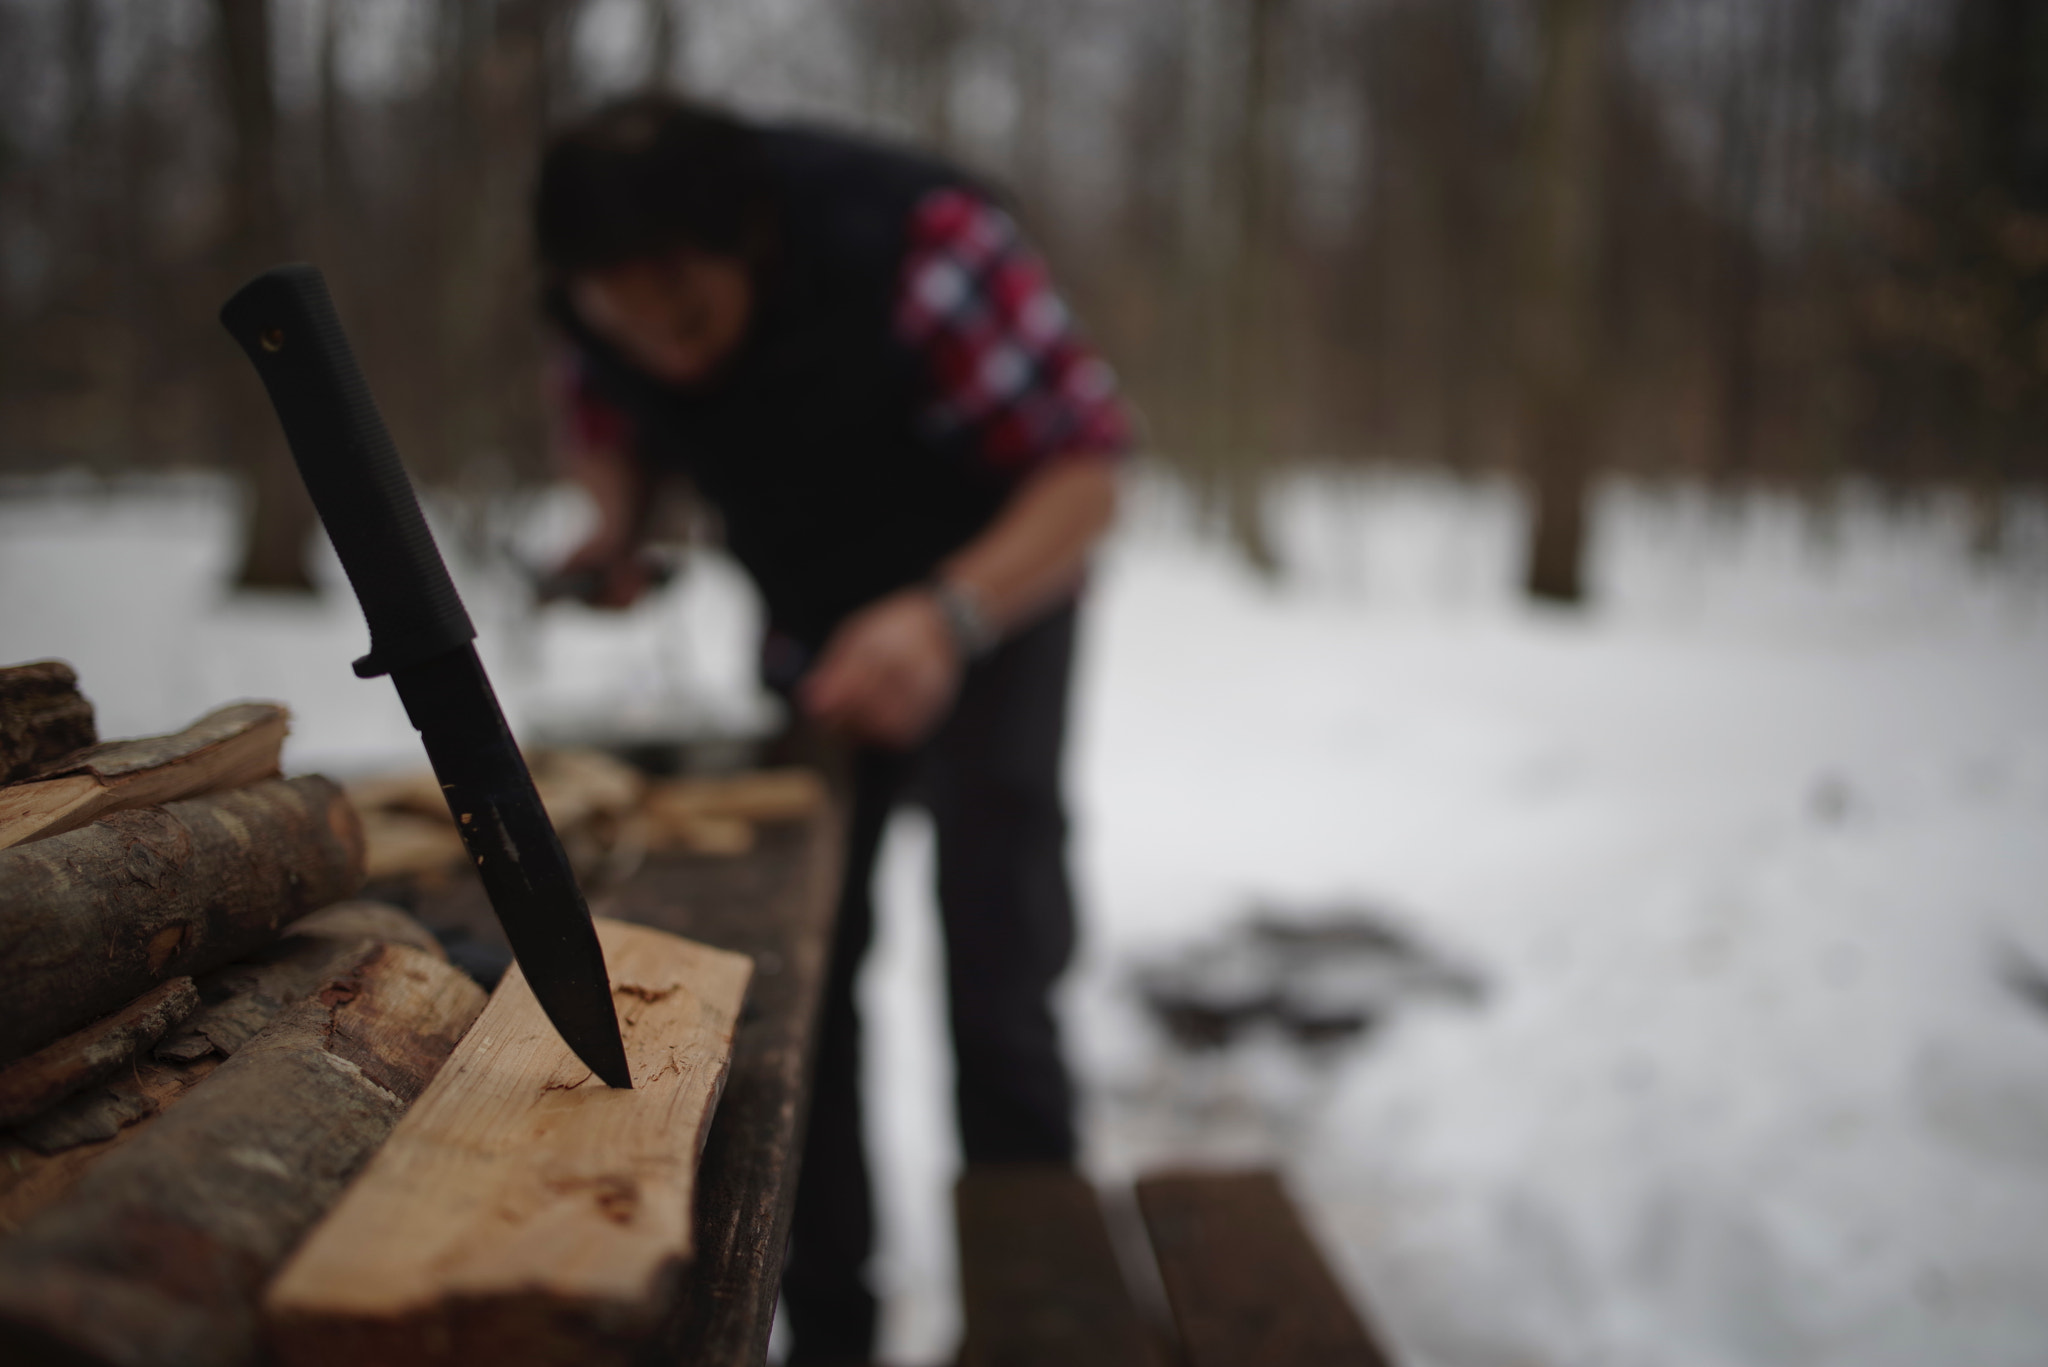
[956,1164,1157,1367]
[0,702,289,849]
[397,789,843,1367]
[1135,1171,1391,1367]
[0,941,486,1367]
[0,977,199,1127]
[0,773,365,1066]
[0,659,96,784]
[265,918,754,1367]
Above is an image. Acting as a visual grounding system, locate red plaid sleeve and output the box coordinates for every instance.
[896,188,1135,473]
[548,346,634,455]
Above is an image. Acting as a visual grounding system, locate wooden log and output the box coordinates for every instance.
[0,904,447,1229]
[0,701,289,849]
[0,659,96,784]
[0,940,486,1367]
[264,918,753,1367]
[0,978,199,1128]
[1134,1171,1391,1367]
[956,1164,1158,1367]
[0,774,365,1067]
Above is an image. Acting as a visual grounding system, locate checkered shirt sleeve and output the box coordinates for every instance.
[895,188,1135,473]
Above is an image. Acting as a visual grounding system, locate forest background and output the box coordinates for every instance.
[0,0,2043,599]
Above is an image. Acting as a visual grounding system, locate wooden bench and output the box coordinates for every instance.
[1137,1170,1391,1367]
[957,1166,1391,1367]
[957,1164,1159,1367]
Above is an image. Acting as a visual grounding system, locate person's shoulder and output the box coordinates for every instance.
[755,121,993,211]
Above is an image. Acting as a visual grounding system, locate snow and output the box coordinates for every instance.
[3,467,2046,1366]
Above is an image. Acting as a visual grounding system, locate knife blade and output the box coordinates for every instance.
[219,262,632,1089]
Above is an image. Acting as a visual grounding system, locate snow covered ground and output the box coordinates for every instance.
[4,468,2046,1367]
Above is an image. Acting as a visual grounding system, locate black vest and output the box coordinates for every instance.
[558,126,1016,677]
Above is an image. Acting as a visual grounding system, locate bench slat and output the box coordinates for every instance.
[1136,1170,1390,1367]
[957,1164,1157,1367]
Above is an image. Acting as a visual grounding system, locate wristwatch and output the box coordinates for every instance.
[930,577,999,659]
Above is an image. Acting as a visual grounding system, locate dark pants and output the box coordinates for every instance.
[781,602,1081,1363]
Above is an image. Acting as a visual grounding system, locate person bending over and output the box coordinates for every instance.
[534,97,1131,1365]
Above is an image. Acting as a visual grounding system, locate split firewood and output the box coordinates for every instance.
[645,767,826,826]
[358,809,470,883]
[0,939,486,1367]
[0,701,290,849]
[0,903,445,1229]
[0,774,365,1067]
[265,918,753,1367]
[0,660,96,785]
[530,747,647,830]
[0,978,199,1129]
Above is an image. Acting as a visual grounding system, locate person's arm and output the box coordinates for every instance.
[547,354,662,609]
[800,457,1117,748]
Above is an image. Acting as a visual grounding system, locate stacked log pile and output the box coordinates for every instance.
[0,662,488,1367]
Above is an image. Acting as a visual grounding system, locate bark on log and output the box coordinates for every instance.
[0,702,289,849]
[0,979,200,1128]
[0,775,365,1067]
[265,919,752,1367]
[0,940,487,1367]
[0,904,446,1228]
[0,661,96,785]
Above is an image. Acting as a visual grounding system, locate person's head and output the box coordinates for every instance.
[536,96,771,385]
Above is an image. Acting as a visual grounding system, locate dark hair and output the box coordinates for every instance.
[535,96,771,275]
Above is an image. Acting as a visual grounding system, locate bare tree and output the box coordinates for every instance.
[1517,0,1611,604]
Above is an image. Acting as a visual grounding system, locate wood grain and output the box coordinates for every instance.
[0,774,365,1067]
[265,917,753,1367]
[0,702,289,849]
[0,977,199,1127]
[0,941,485,1367]
[1135,1170,1391,1367]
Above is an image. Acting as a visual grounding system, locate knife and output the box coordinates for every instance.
[219,262,633,1089]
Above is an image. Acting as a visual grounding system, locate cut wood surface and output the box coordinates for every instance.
[1135,1171,1391,1367]
[0,659,96,784]
[0,977,199,1127]
[266,917,753,1367]
[957,1164,1158,1367]
[0,940,486,1367]
[0,773,364,1066]
[0,701,289,848]
[0,904,447,1229]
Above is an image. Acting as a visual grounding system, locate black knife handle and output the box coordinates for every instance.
[219,263,475,678]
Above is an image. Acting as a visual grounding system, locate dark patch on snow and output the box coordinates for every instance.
[1132,901,1486,1053]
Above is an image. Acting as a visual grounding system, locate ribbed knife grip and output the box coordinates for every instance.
[220,263,475,677]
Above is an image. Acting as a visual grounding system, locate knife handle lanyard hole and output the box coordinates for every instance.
[261,327,285,352]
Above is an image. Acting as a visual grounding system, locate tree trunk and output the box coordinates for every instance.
[212,0,319,591]
[0,775,365,1065]
[1517,0,1610,605]
[0,941,485,1367]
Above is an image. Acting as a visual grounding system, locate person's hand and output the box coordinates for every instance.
[800,588,963,748]
[540,540,662,609]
